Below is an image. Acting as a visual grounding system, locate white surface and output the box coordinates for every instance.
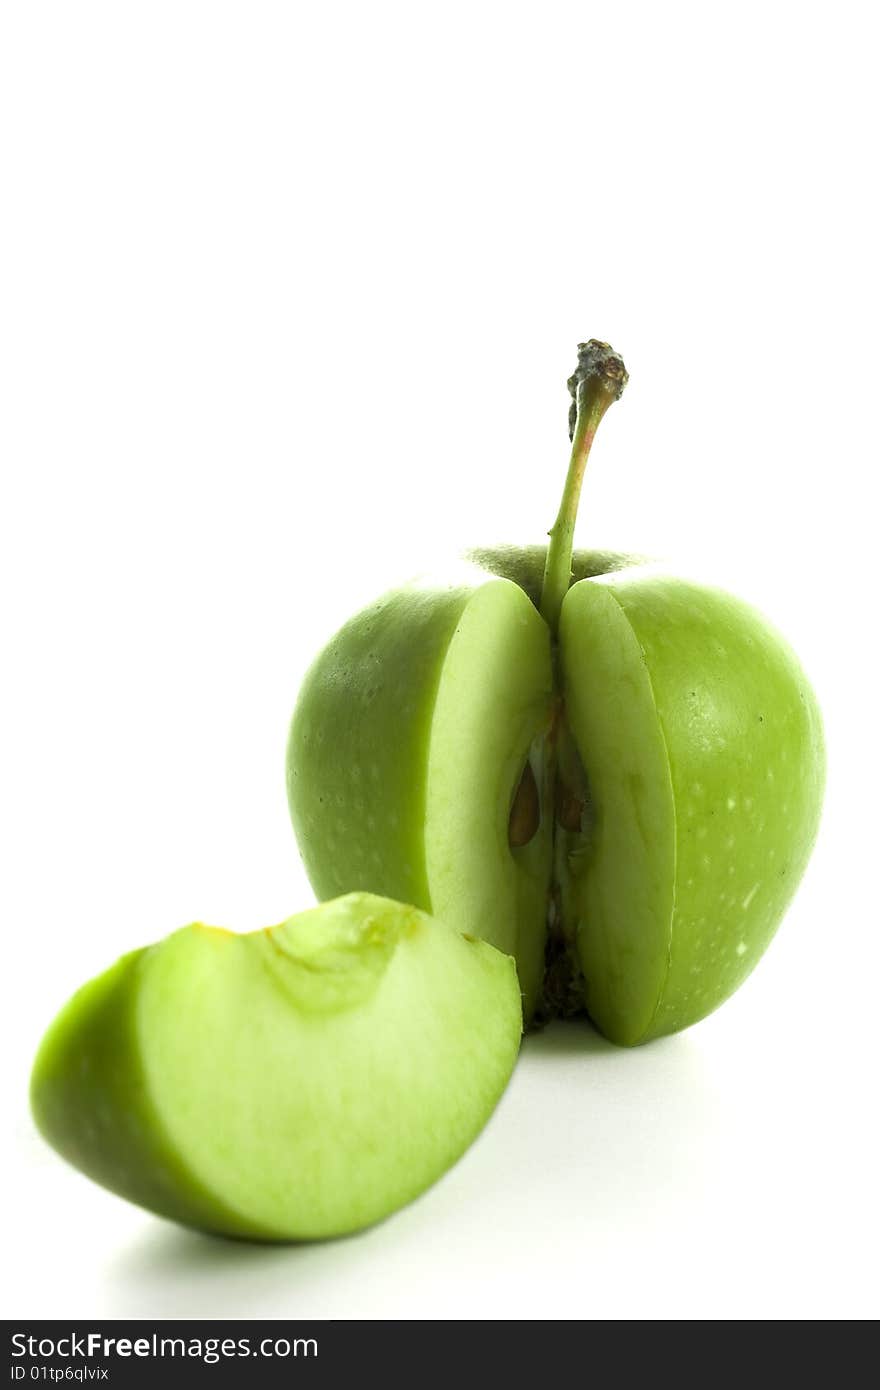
[1,1,877,1322]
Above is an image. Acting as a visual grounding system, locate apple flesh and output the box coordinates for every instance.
[30,893,522,1239]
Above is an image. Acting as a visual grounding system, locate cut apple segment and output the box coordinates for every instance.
[31,893,522,1240]
[288,572,553,1020]
[560,572,824,1044]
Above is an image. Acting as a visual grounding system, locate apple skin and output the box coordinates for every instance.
[30,893,522,1240]
[289,582,479,915]
[287,547,824,1042]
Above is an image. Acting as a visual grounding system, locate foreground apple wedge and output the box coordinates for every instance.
[288,574,554,1020]
[30,893,522,1240]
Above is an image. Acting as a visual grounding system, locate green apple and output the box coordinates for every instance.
[30,892,521,1239]
[288,342,825,1042]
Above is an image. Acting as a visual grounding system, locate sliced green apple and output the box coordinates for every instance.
[31,892,522,1240]
[286,341,826,1045]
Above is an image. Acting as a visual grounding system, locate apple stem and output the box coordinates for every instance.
[539,341,629,633]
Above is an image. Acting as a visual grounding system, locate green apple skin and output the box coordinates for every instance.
[287,549,824,1043]
[30,893,522,1240]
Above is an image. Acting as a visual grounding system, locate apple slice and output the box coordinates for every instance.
[559,573,824,1044]
[288,574,553,1019]
[30,893,522,1240]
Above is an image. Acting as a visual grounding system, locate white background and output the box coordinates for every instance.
[2,1,878,1321]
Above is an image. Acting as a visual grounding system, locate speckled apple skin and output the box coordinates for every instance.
[565,572,825,1042]
[29,948,249,1234]
[288,584,473,912]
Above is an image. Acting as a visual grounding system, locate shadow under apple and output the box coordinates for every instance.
[106,1021,720,1319]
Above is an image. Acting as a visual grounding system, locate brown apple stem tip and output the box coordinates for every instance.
[539,340,628,635]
